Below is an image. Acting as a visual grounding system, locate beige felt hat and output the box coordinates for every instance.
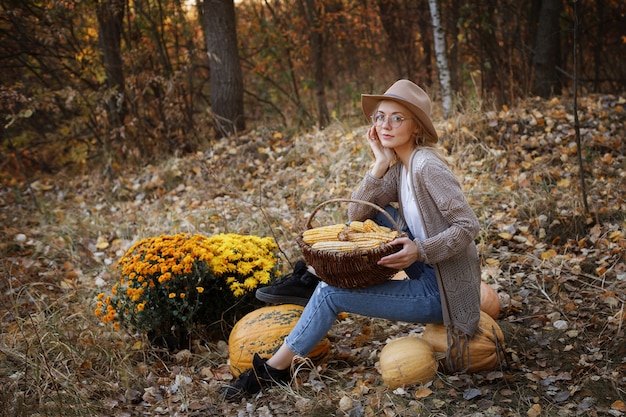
[361,79,438,142]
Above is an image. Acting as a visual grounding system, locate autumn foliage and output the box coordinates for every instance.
[1,0,625,172]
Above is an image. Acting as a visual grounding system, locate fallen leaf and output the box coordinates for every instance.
[199,367,214,379]
[96,236,110,249]
[339,395,353,411]
[463,387,481,400]
[414,386,433,399]
[612,400,626,412]
[527,403,542,417]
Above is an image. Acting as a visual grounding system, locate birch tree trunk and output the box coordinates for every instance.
[428,0,452,118]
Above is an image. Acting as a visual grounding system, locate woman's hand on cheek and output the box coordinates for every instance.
[367,126,394,177]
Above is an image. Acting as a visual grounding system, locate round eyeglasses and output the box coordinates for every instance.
[371,113,407,128]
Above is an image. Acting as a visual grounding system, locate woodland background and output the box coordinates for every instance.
[0,0,625,416]
[0,0,625,171]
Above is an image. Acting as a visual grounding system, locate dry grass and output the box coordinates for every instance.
[1,94,624,416]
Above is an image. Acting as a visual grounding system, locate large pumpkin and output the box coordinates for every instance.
[422,311,505,374]
[480,281,501,319]
[379,336,438,389]
[228,304,331,377]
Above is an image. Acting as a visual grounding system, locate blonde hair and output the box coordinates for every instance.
[413,120,449,165]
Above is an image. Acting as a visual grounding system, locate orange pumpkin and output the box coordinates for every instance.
[228,304,331,377]
[422,311,505,374]
[379,336,438,389]
[480,281,501,319]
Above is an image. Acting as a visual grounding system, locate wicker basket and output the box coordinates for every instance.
[296,199,406,289]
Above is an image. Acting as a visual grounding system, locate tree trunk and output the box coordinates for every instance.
[447,0,460,92]
[428,0,452,118]
[532,0,562,97]
[376,0,418,79]
[96,0,127,129]
[298,0,330,129]
[418,5,433,85]
[203,0,245,138]
[593,0,604,92]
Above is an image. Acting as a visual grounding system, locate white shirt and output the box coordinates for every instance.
[401,169,426,240]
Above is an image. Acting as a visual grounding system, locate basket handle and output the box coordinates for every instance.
[304,198,402,232]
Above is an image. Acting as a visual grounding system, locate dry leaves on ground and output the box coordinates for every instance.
[0,94,624,416]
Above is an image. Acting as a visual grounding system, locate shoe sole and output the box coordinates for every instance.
[255,290,309,307]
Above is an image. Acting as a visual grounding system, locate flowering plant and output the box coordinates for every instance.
[95,233,279,344]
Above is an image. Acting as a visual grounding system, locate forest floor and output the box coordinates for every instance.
[1,94,625,417]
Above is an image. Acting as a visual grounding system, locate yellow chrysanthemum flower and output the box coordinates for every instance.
[96,232,279,336]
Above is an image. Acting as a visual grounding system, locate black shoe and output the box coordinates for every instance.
[255,260,320,306]
[222,353,291,400]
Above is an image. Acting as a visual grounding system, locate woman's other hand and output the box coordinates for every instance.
[377,237,421,269]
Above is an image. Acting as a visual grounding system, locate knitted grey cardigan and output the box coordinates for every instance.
[349,148,481,370]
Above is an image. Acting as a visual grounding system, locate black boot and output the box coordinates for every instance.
[222,353,291,400]
[255,260,320,306]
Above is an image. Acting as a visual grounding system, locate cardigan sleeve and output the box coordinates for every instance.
[348,166,400,221]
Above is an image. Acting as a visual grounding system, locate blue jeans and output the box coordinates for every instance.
[284,206,443,357]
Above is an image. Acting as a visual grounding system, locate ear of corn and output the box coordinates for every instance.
[346,220,395,234]
[363,219,393,233]
[303,220,398,252]
[311,241,360,252]
[345,231,398,243]
[353,239,386,250]
[348,221,366,232]
[302,224,347,244]
[363,219,379,232]
[311,239,391,251]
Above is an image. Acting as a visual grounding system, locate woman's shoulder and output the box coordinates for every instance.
[411,147,449,168]
[410,148,459,186]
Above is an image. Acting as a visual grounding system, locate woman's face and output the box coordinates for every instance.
[372,100,419,152]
